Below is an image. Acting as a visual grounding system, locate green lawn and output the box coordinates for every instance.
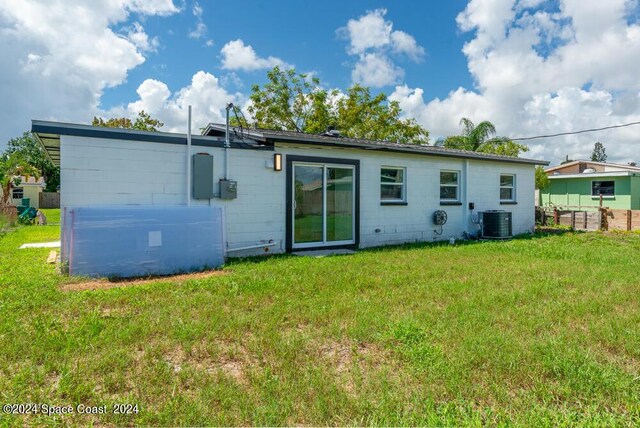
[0,210,639,426]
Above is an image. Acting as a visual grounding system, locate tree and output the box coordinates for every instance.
[334,85,429,144]
[244,66,429,144]
[591,142,607,162]
[437,118,529,157]
[4,132,59,192]
[0,152,40,206]
[92,110,164,132]
[535,166,550,190]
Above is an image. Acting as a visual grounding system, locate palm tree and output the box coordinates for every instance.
[0,153,40,206]
[437,117,528,157]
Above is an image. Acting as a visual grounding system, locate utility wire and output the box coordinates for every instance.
[510,120,640,141]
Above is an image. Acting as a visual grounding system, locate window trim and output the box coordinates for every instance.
[439,170,460,202]
[590,180,615,198]
[500,174,516,202]
[12,187,24,199]
[380,166,407,203]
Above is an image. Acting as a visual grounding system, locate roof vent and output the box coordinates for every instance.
[324,126,341,137]
[582,168,596,174]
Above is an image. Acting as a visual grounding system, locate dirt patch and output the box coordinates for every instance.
[535,227,573,235]
[318,340,389,394]
[163,340,256,385]
[60,270,229,292]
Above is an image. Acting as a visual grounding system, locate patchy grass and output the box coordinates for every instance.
[0,210,639,426]
[39,208,60,225]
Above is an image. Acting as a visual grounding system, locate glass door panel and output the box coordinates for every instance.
[326,167,354,242]
[293,165,324,244]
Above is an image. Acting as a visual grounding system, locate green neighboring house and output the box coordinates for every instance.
[541,160,640,210]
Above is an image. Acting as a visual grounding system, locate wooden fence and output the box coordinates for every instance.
[604,209,640,231]
[537,206,640,231]
[39,192,60,209]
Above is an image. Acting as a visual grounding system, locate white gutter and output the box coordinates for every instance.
[549,171,636,179]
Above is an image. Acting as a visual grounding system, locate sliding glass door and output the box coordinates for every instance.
[292,162,355,249]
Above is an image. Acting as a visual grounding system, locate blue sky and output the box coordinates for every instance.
[101,1,473,109]
[2,0,640,165]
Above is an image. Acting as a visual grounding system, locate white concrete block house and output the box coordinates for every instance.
[33,120,547,257]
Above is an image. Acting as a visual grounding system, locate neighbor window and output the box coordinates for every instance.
[12,188,23,199]
[380,167,406,202]
[592,180,615,197]
[440,171,460,201]
[500,174,516,201]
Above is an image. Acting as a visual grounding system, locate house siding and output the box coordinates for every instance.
[60,135,535,256]
[631,176,640,210]
[541,176,634,210]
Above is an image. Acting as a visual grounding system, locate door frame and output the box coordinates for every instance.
[285,155,360,252]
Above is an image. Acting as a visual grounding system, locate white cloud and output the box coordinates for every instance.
[390,0,640,165]
[352,53,404,87]
[342,8,393,54]
[119,71,243,133]
[188,2,207,39]
[126,22,159,52]
[339,8,424,88]
[220,39,291,71]
[0,0,178,147]
[390,30,425,61]
[189,22,207,39]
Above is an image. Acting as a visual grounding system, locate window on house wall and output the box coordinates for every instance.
[440,171,460,201]
[592,180,615,196]
[500,174,516,201]
[380,167,406,202]
[12,188,24,199]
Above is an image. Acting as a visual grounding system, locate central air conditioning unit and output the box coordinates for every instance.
[480,210,512,239]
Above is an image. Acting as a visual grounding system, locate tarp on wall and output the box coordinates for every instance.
[62,206,225,278]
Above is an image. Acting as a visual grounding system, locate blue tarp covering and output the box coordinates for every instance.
[62,206,225,278]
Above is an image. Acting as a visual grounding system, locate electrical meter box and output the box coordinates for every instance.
[192,154,214,199]
[220,179,237,199]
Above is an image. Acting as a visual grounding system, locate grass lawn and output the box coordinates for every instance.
[0,210,639,426]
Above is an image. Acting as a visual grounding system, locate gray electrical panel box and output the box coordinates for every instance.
[192,154,214,199]
[219,179,237,200]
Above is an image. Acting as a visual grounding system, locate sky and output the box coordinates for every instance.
[1,0,640,166]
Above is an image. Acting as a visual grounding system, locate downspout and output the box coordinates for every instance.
[186,105,192,206]
[462,159,469,234]
[225,103,233,180]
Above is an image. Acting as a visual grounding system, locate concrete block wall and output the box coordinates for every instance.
[61,135,536,256]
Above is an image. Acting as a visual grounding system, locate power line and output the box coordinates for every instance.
[510,120,640,141]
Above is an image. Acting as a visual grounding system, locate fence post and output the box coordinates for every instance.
[554,208,558,225]
[571,211,575,229]
[627,210,632,231]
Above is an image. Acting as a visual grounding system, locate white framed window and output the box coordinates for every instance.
[591,180,614,197]
[380,167,406,202]
[12,187,24,199]
[500,174,516,201]
[439,170,460,201]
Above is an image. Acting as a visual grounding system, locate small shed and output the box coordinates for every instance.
[10,176,45,209]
